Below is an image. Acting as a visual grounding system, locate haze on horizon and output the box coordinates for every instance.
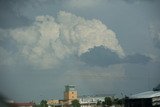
[0,0,160,102]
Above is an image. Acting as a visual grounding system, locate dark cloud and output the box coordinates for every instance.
[124,53,151,64]
[0,0,32,29]
[80,46,121,67]
[123,0,156,3]
[80,46,152,67]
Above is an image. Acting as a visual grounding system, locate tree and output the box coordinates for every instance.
[104,97,112,106]
[102,101,106,107]
[71,99,80,107]
[113,98,122,105]
[40,100,48,107]
[97,100,102,106]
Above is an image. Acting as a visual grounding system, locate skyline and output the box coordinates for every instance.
[0,0,160,102]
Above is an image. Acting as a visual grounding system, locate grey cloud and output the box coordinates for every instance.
[153,36,160,49]
[80,46,152,67]
[123,0,156,3]
[150,23,160,49]
[80,46,121,67]
[124,53,151,64]
[0,11,124,69]
[0,32,18,53]
[0,0,32,29]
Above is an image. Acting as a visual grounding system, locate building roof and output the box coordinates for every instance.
[9,102,34,106]
[79,94,115,98]
[130,91,160,99]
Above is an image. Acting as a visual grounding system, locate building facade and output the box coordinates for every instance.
[64,85,78,105]
[47,85,115,107]
[79,95,114,107]
[125,91,160,107]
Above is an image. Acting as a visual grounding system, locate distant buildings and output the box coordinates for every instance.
[4,85,115,107]
[47,100,60,107]
[4,84,160,107]
[125,90,160,107]
[47,85,78,107]
[79,94,116,107]
[8,102,35,107]
[47,85,114,107]
[64,85,78,104]
[3,98,35,107]
[79,95,105,107]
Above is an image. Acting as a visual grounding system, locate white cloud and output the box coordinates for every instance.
[57,11,124,56]
[1,11,124,69]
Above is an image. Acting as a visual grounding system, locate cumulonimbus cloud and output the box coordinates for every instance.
[0,11,124,69]
[80,46,151,67]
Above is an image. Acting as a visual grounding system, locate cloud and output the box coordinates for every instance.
[0,47,13,66]
[124,53,151,64]
[150,22,160,49]
[80,46,121,67]
[66,0,103,9]
[123,0,156,3]
[80,46,151,67]
[0,11,124,69]
[0,0,31,29]
[0,10,153,70]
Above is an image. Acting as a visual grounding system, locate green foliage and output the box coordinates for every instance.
[102,101,106,107]
[113,98,123,105]
[40,100,48,107]
[34,104,41,107]
[97,100,102,106]
[71,99,80,107]
[104,97,112,106]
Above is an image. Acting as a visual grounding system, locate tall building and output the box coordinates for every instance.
[64,85,77,104]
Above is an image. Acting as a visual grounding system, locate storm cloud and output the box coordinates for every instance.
[80,46,151,67]
[0,11,124,69]
[0,0,160,102]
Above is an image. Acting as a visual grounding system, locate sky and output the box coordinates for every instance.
[0,0,160,103]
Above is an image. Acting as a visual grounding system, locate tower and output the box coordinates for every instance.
[64,85,77,104]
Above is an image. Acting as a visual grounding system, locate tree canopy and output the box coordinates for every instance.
[71,99,80,107]
[104,97,112,106]
[40,100,48,107]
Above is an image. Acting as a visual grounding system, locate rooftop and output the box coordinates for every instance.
[130,91,160,99]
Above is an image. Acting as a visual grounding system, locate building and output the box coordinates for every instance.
[47,85,78,107]
[125,91,160,107]
[79,95,114,107]
[79,96,105,107]
[9,102,35,107]
[47,100,60,107]
[64,85,78,105]
[47,85,115,107]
